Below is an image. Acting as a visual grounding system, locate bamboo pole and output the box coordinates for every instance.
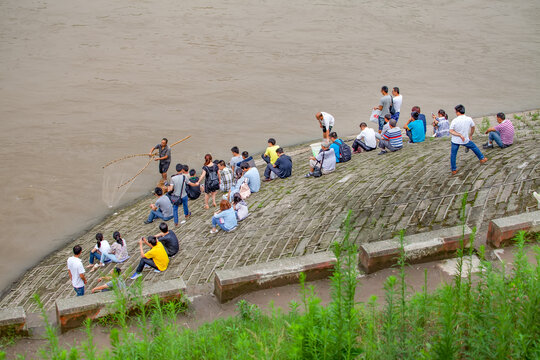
[113,135,192,188]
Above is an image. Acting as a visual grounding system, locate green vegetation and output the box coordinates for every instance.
[531,111,539,121]
[514,114,522,120]
[3,210,540,359]
[479,116,491,133]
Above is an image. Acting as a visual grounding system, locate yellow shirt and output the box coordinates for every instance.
[144,242,169,271]
[264,145,280,165]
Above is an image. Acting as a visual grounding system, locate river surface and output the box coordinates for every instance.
[0,0,539,293]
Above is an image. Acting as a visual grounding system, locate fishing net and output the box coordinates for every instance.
[102,155,152,208]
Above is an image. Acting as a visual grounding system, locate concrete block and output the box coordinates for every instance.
[0,307,28,337]
[56,277,186,332]
[214,252,336,303]
[487,211,540,248]
[359,226,473,274]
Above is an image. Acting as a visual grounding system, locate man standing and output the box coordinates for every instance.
[144,187,173,224]
[149,138,171,182]
[168,164,191,226]
[130,236,169,280]
[67,245,87,296]
[449,104,488,175]
[373,86,392,133]
[316,112,335,139]
[263,147,292,181]
[483,112,514,149]
[391,87,402,121]
[217,160,233,192]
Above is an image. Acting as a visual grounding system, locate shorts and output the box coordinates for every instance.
[159,161,170,174]
[322,125,333,134]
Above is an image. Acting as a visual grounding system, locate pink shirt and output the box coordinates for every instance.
[494,119,514,145]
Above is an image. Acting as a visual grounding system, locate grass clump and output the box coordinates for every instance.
[5,203,540,359]
[480,116,491,133]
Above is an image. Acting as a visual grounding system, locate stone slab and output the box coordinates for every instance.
[214,252,336,303]
[487,211,540,248]
[359,226,473,273]
[56,277,186,332]
[0,306,28,337]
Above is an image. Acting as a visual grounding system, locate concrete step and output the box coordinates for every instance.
[487,210,540,248]
[359,225,473,273]
[214,252,336,303]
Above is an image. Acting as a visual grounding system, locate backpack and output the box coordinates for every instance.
[204,165,220,192]
[389,96,396,115]
[336,139,352,162]
[185,183,201,200]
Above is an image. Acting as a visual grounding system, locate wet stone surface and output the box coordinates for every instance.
[1,111,539,312]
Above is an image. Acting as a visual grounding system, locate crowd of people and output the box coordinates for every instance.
[67,86,517,296]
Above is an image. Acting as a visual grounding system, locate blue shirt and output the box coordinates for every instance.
[329,141,341,163]
[243,167,260,193]
[274,154,292,178]
[408,120,425,143]
[214,208,237,231]
[418,114,427,134]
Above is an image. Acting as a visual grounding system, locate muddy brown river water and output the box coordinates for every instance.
[0,0,539,293]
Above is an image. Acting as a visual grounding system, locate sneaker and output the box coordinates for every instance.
[533,191,540,204]
[210,228,219,234]
[479,157,488,164]
[263,178,272,182]
[432,134,437,137]
[452,170,459,175]
[482,143,493,149]
[304,172,313,178]
[465,147,470,153]
[130,272,142,280]
[153,269,162,273]
[144,220,152,224]
[180,219,186,224]
[377,151,387,155]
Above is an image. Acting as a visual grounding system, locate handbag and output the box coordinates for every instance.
[313,151,324,177]
[389,95,396,115]
[168,176,185,205]
[239,179,251,199]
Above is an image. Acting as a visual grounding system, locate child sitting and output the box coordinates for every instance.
[232,193,249,221]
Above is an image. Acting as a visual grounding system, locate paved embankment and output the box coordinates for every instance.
[1,110,538,312]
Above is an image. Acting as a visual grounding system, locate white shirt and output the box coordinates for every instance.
[321,112,335,128]
[450,114,475,145]
[67,256,85,288]
[392,95,402,113]
[94,240,111,254]
[357,128,377,149]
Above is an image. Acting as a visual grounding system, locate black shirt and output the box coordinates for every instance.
[159,230,179,257]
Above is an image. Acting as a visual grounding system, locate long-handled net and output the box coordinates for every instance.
[102,135,191,207]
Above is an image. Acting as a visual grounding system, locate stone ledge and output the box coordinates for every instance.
[0,307,28,337]
[56,277,186,332]
[359,226,473,273]
[487,211,540,248]
[214,252,336,303]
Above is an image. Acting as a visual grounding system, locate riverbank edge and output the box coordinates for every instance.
[2,108,538,299]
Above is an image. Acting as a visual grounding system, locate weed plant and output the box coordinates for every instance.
[3,203,539,359]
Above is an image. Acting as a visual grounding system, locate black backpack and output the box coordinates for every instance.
[186,183,201,200]
[205,165,220,192]
[336,139,352,162]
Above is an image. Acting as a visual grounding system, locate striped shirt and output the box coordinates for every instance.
[219,167,233,192]
[494,119,514,145]
[383,127,403,148]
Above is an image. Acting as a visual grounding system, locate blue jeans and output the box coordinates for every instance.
[391,112,400,121]
[488,130,505,148]
[450,141,485,171]
[74,286,84,296]
[378,115,385,131]
[89,251,101,264]
[147,209,173,223]
[212,216,232,231]
[101,252,118,263]
[264,163,282,179]
[173,196,189,224]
